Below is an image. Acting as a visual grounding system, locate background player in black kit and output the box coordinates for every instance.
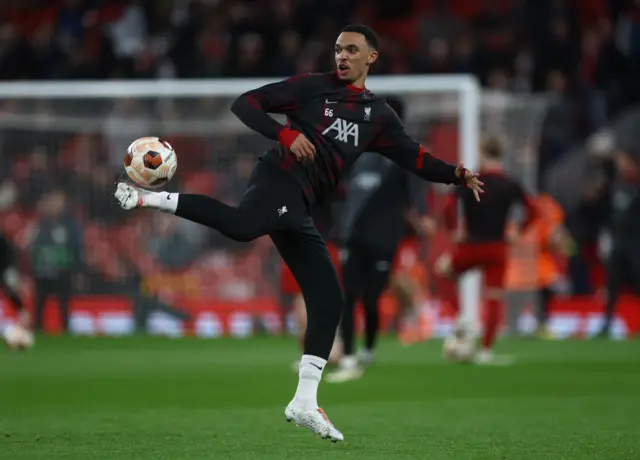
[596,143,640,338]
[436,137,534,364]
[325,97,434,384]
[115,24,483,442]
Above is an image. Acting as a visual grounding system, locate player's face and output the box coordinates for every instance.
[334,32,378,83]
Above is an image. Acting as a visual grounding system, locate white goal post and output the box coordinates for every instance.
[0,75,483,334]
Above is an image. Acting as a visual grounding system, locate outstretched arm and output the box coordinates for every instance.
[369,106,484,200]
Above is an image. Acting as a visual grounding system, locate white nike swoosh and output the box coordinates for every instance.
[325,99,337,104]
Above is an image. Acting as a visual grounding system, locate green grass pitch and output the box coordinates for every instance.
[1,336,639,459]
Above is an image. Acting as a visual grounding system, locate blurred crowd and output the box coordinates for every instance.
[0,0,635,91]
[0,0,639,324]
[0,0,636,103]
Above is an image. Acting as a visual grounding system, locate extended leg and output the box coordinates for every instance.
[115,161,301,242]
[174,194,268,242]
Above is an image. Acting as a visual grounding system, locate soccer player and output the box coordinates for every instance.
[435,136,534,364]
[325,97,435,383]
[114,24,483,442]
[597,145,640,338]
[0,231,28,328]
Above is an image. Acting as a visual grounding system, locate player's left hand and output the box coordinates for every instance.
[456,165,484,202]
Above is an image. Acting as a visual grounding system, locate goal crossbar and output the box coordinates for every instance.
[0,75,477,98]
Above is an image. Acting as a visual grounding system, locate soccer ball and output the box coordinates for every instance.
[3,324,34,351]
[442,326,476,363]
[124,137,177,189]
[442,335,475,362]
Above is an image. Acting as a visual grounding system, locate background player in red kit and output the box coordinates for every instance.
[436,137,535,364]
[115,24,483,441]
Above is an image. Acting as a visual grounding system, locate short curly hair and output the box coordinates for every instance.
[339,24,379,50]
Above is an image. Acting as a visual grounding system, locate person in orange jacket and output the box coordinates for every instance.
[506,193,571,338]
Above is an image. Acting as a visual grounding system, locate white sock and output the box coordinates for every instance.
[292,354,326,410]
[141,191,178,214]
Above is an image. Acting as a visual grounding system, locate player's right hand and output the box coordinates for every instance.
[289,133,316,164]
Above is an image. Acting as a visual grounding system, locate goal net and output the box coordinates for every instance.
[0,77,550,337]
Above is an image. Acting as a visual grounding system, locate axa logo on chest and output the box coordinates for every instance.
[322,118,359,146]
